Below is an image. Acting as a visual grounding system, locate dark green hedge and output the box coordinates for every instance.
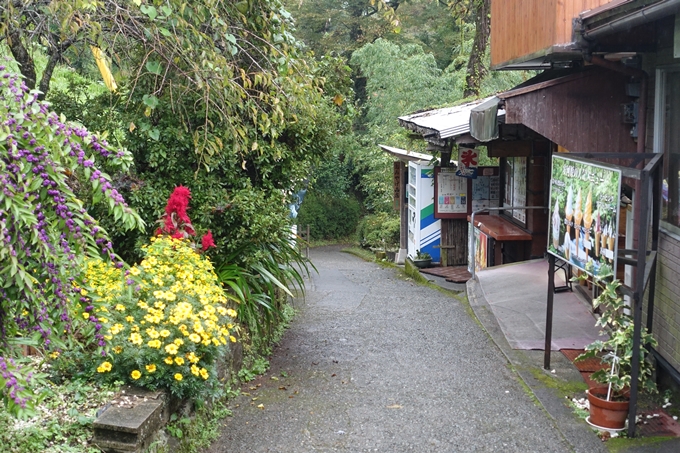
[297,192,361,240]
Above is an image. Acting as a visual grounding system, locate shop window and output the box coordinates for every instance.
[503,156,527,225]
[656,69,680,233]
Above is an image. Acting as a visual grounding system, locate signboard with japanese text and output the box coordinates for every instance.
[456,147,479,179]
[435,166,500,219]
[471,167,500,214]
[435,167,469,219]
[393,161,402,211]
[548,155,622,278]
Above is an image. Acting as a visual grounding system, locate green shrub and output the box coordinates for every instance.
[356,212,400,250]
[297,192,361,240]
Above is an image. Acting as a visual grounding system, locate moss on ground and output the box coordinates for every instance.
[606,436,675,452]
[528,367,588,395]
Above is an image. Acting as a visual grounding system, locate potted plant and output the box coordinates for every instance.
[576,273,658,430]
[412,250,432,269]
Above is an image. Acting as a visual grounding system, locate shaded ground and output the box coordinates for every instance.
[206,246,574,452]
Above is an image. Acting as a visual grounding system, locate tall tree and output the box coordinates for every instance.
[283,0,401,58]
[449,0,490,98]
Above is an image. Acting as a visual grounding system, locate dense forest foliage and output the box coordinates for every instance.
[285,0,531,244]
[0,0,537,421]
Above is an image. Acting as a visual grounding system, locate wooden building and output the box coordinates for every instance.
[481,0,680,434]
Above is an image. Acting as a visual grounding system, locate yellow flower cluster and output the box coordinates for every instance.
[82,236,238,397]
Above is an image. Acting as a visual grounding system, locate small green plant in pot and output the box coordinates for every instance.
[412,250,432,269]
[576,271,657,430]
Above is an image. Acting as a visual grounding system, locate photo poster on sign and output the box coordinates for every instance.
[467,222,489,273]
[512,157,527,223]
[547,155,622,278]
[434,167,469,218]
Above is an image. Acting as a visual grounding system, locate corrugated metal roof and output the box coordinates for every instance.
[398,96,505,142]
[378,144,434,163]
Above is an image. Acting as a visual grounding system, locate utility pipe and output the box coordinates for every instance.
[580,0,680,41]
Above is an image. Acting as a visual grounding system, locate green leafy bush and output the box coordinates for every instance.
[356,212,400,250]
[297,191,361,240]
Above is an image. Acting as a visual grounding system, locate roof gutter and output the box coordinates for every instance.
[579,0,680,41]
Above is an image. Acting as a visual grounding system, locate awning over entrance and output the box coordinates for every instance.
[398,96,506,146]
[378,144,434,163]
[470,66,637,154]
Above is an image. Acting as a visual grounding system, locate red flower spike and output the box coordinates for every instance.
[162,186,195,237]
[201,231,216,251]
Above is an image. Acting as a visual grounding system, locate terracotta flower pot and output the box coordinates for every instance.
[587,387,630,430]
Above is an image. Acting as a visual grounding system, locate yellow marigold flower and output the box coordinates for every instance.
[97,361,112,373]
[83,312,90,319]
[147,328,160,339]
[160,329,170,338]
[174,373,183,381]
[80,289,88,296]
[130,267,141,276]
[226,309,237,318]
[174,357,185,366]
[202,339,211,346]
[131,370,142,380]
[138,301,148,309]
[220,337,227,345]
[152,276,163,286]
[165,343,179,355]
[230,335,237,343]
[146,364,157,373]
[115,304,126,312]
[174,338,184,346]
[114,346,123,354]
[129,332,143,345]
[200,368,209,380]
[212,338,220,346]
[191,365,200,376]
[126,315,135,322]
[50,351,60,359]
[148,339,161,349]
[164,356,174,365]
[189,333,201,343]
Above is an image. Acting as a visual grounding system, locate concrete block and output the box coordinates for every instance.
[93,387,167,453]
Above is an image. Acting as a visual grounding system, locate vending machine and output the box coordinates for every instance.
[407,161,441,262]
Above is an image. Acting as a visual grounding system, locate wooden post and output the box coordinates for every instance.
[545,254,555,369]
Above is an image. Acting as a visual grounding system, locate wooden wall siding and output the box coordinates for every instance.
[648,34,680,374]
[491,0,613,68]
[503,68,637,155]
[440,218,468,266]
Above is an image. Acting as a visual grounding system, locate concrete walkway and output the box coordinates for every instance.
[206,246,591,452]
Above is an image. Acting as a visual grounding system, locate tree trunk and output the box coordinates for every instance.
[7,30,37,91]
[463,0,490,98]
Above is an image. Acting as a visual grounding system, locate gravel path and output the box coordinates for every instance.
[205,246,571,452]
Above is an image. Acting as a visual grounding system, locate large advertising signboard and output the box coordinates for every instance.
[548,155,622,278]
